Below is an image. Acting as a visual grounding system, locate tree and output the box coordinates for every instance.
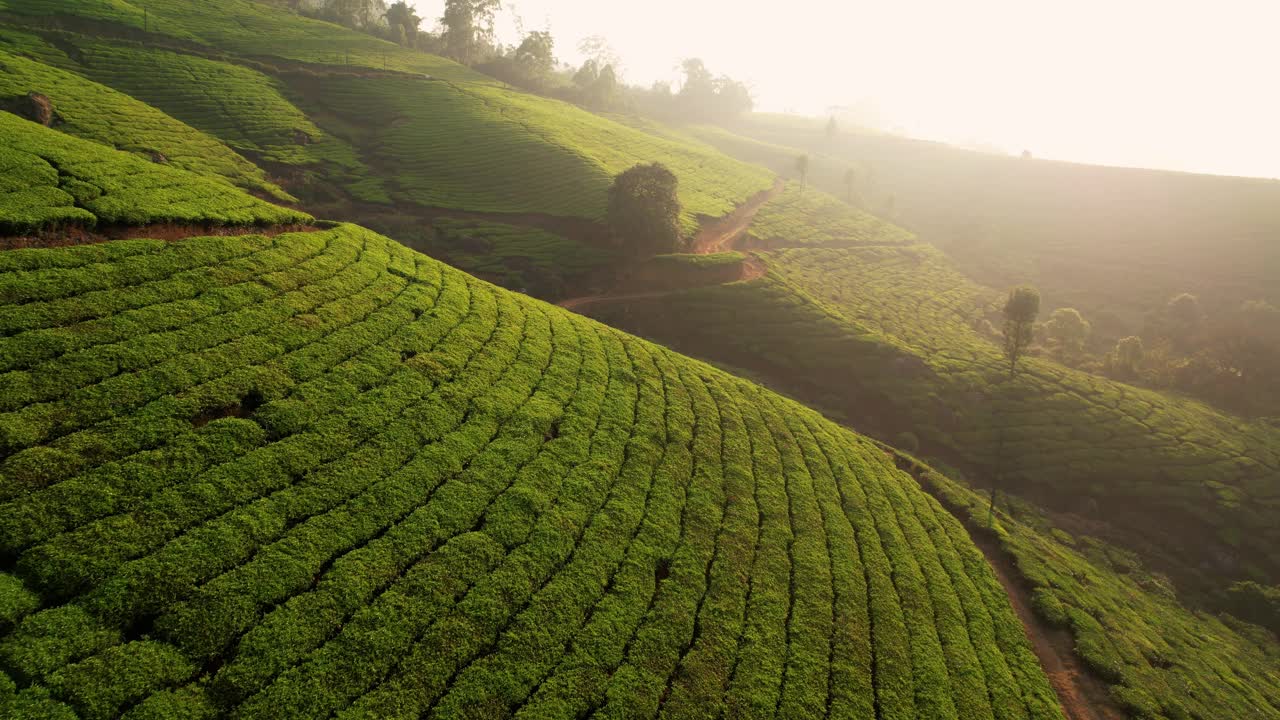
[512,30,555,88]
[842,167,856,203]
[826,115,839,140]
[327,0,378,28]
[795,154,810,196]
[589,64,619,109]
[1157,292,1204,350]
[1110,335,1145,377]
[384,1,421,46]
[607,163,682,257]
[1044,307,1091,358]
[1002,286,1040,377]
[439,0,500,65]
[573,59,599,89]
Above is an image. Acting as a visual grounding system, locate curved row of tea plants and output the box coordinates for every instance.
[0,0,486,82]
[0,45,289,200]
[914,459,1280,720]
[0,224,1062,719]
[296,75,774,231]
[12,32,388,202]
[0,112,310,234]
[585,244,1280,718]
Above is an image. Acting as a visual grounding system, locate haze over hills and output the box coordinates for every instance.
[0,1,1277,719]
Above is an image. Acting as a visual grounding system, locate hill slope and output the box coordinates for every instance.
[0,112,309,235]
[711,115,1280,328]
[0,220,1066,719]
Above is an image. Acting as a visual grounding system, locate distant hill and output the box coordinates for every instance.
[712,114,1280,332]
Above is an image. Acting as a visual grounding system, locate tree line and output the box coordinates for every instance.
[291,0,753,120]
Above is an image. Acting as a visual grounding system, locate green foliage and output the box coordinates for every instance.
[608,162,682,256]
[0,113,310,234]
[0,224,1063,718]
[1044,307,1090,354]
[0,47,290,200]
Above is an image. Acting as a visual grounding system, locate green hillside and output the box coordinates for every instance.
[745,181,915,248]
[584,243,1280,717]
[0,220,1065,719]
[0,0,487,81]
[0,45,291,200]
[0,112,309,234]
[585,244,1280,590]
[715,115,1280,328]
[912,457,1280,720]
[290,75,774,229]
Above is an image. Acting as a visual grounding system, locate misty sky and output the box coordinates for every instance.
[411,0,1280,179]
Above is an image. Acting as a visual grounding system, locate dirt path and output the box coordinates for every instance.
[691,178,784,254]
[967,530,1126,720]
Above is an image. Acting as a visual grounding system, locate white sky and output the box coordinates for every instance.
[411,0,1280,178]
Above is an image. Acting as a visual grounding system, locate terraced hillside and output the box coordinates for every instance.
[0,209,1069,718]
[0,45,292,201]
[585,243,1280,588]
[911,457,1280,720]
[0,3,774,241]
[0,112,309,234]
[583,241,1280,719]
[712,115,1280,329]
[0,0,487,81]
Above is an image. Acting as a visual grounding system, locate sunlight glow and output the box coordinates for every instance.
[412,0,1280,178]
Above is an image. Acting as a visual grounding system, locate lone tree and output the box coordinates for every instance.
[795,154,810,196]
[826,115,839,140]
[1002,285,1040,377]
[607,163,682,257]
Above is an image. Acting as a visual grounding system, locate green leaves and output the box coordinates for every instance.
[0,226,1071,718]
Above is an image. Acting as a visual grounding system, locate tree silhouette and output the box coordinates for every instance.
[795,154,810,196]
[1002,286,1040,377]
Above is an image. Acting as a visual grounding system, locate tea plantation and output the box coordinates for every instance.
[914,458,1280,720]
[0,0,488,82]
[0,112,310,234]
[0,46,291,201]
[293,75,773,230]
[0,220,1066,718]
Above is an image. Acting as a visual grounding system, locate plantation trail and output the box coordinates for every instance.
[895,457,1126,720]
[691,178,785,253]
[0,222,323,250]
[969,530,1125,720]
[557,179,780,312]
